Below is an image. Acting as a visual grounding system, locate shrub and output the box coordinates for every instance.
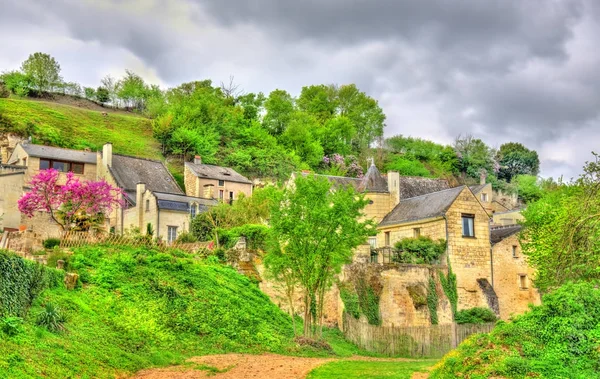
[36,303,66,332]
[43,238,61,249]
[0,83,10,98]
[1,316,24,336]
[454,307,497,324]
[46,250,71,271]
[394,236,446,264]
[175,232,197,243]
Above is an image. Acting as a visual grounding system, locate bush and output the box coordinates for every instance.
[43,238,61,249]
[175,232,197,243]
[1,316,23,336]
[36,303,66,332]
[394,236,446,264]
[454,307,497,324]
[0,83,10,98]
[219,224,271,251]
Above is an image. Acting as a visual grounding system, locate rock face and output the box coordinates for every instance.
[0,133,26,164]
[64,273,79,290]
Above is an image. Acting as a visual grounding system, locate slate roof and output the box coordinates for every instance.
[154,191,217,212]
[398,177,450,200]
[491,225,522,245]
[185,162,252,184]
[357,164,389,193]
[108,154,183,204]
[469,184,487,194]
[379,186,465,227]
[19,143,97,164]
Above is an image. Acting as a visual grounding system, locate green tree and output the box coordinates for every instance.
[117,70,148,110]
[297,84,337,123]
[20,52,62,93]
[497,142,540,182]
[169,127,219,163]
[100,74,120,106]
[0,71,32,96]
[265,174,375,337]
[96,87,110,103]
[263,89,294,135]
[279,112,324,168]
[521,154,600,292]
[454,135,496,179]
[513,174,543,203]
[83,87,96,100]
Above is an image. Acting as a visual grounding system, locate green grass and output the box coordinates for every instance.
[0,98,161,159]
[307,360,435,379]
[0,245,304,378]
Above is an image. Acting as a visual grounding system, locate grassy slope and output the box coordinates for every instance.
[308,360,434,379]
[0,98,161,159]
[0,246,299,378]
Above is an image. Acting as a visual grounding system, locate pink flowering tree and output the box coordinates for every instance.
[18,169,124,231]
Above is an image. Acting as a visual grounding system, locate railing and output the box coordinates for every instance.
[342,313,495,358]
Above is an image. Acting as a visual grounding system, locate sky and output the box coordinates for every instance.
[1,0,599,180]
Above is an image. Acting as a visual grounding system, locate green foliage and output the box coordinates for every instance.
[266,174,376,336]
[0,250,63,317]
[20,52,62,93]
[439,264,458,318]
[0,98,160,159]
[512,174,543,203]
[356,281,381,326]
[42,238,61,249]
[385,136,459,178]
[175,231,197,243]
[521,156,600,292]
[394,236,446,264]
[385,156,431,177]
[308,360,434,379]
[454,307,497,324]
[340,274,381,326]
[219,224,271,251]
[496,142,540,182]
[454,135,496,180]
[339,284,360,319]
[431,282,600,379]
[1,316,24,337]
[96,86,110,103]
[0,70,32,96]
[36,303,66,332]
[427,278,438,325]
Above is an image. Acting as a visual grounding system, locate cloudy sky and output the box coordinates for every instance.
[2,0,599,179]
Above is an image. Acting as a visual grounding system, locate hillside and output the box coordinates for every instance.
[0,97,161,160]
[0,246,298,378]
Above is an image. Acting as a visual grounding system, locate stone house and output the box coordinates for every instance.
[184,156,253,202]
[97,143,217,241]
[492,209,524,227]
[1,143,98,234]
[491,225,541,320]
[377,186,496,312]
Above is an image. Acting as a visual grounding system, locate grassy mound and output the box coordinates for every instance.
[0,246,297,378]
[0,98,160,159]
[430,282,600,379]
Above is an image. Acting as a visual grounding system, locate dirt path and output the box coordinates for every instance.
[131,353,431,379]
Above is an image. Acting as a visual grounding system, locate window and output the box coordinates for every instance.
[368,237,377,249]
[519,274,528,289]
[38,159,84,174]
[512,245,518,258]
[413,228,421,238]
[39,159,50,170]
[22,157,27,166]
[71,163,84,174]
[167,226,178,243]
[384,232,390,246]
[190,204,197,218]
[51,161,69,172]
[462,214,475,237]
[145,199,150,212]
[219,190,224,200]
[481,193,488,202]
[218,180,225,187]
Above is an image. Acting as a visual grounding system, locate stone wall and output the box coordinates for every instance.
[363,192,391,224]
[376,218,446,249]
[492,233,541,320]
[492,210,524,227]
[446,188,493,310]
[20,212,63,237]
[0,133,25,164]
[0,170,24,230]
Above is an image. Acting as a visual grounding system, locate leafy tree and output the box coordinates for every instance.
[263,89,294,135]
[83,87,96,100]
[100,74,120,106]
[521,154,600,292]
[96,87,110,103]
[394,236,446,264]
[265,174,375,337]
[279,112,324,168]
[513,174,543,203]
[20,52,62,93]
[497,142,540,182]
[117,70,148,110]
[316,116,356,156]
[169,127,219,163]
[454,135,496,180]
[18,169,123,231]
[0,70,32,96]
[297,84,337,123]
[63,82,82,97]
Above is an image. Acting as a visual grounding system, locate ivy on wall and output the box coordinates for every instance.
[0,250,64,317]
[439,263,458,318]
[427,277,439,325]
[339,284,360,319]
[339,269,382,326]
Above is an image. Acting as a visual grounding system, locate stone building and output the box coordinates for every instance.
[492,209,524,227]
[184,156,253,202]
[0,164,26,231]
[491,225,541,320]
[97,143,217,241]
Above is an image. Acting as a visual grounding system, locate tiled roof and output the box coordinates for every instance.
[379,186,465,227]
[185,162,252,184]
[357,164,389,193]
[469,184,487,194]
[491,225,522,245]
[20,143,97,164]
[153,191,217,212]
[398,176,450,200]
[108,154,183,205]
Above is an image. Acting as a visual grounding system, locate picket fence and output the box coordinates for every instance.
[342,314,495,358]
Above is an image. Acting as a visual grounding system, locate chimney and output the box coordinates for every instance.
[136,182,146,228]
[194,155,202,165]
[103,142,113,167]
[387,171,400,209]
[480,170,487,185]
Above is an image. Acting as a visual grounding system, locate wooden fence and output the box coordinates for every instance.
[342,314,495,358]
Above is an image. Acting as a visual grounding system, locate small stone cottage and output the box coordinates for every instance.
[184,156,253,202]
